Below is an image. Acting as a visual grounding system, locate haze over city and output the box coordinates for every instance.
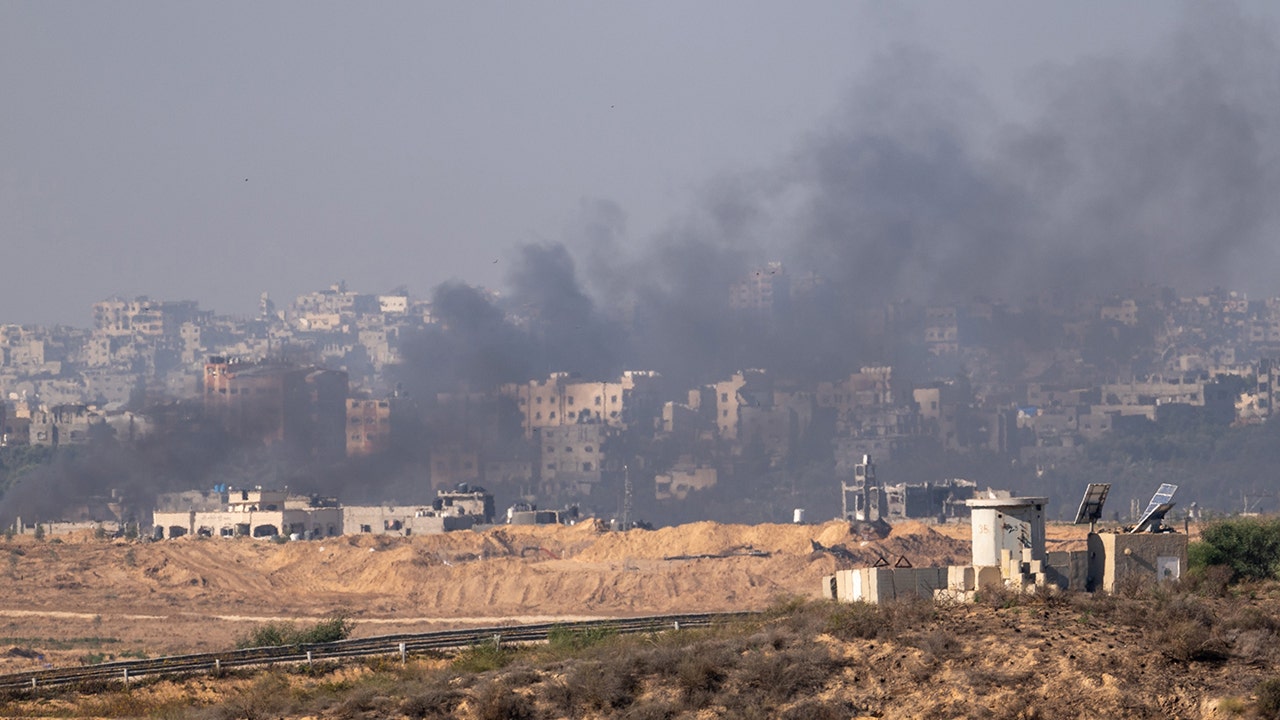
[5,2,1280,326]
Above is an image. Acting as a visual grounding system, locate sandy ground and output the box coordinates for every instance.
[0,519,979,673]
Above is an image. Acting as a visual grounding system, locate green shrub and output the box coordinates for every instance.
[451,643,515,674]
[1191,518,1280,582]
[237,613,354,648]
[546,624,615,653]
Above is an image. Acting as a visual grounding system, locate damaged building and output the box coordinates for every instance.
[152,485,495,539]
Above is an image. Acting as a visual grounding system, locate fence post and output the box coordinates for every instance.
[306,650,312,665]
[123,668,129,686]
[493,633,501,649]
[673,621,679,631]
[399,642,407,665]
[214,658,220,675]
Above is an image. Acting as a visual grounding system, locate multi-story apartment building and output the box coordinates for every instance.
[203,357,348,460]
[345,398,391,457]
[503,371,663,438]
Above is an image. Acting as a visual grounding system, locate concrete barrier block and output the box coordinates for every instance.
[917,567,945,595]
[866,567,896,603]
[976,566,1003,590]
[947,565,976,591]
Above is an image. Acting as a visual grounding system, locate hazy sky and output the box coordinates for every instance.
[2,2,1275,325]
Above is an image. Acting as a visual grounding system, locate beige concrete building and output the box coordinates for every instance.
[152,488,342,539]
[503,371,662,438]
[539,424,615,496]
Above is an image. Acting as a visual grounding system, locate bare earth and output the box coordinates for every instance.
[0,519,976,673]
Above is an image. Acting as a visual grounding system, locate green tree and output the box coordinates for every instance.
[1189,517,1280,582]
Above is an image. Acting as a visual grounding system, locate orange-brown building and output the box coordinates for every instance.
[346,398,391,457]
[203,357,348,460]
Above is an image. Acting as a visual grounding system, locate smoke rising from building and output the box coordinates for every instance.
[6,5,1280,524]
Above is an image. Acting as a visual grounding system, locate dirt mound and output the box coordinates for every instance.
[0,518,975,662]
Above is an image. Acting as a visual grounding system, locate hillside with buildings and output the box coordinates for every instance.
[1,280,1280,531]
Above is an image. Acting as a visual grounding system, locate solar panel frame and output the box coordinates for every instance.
[1130,483,1178,533]
[1073,483,1111,525]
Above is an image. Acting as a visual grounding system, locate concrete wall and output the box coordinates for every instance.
[829,566,949,604]
[1095,532,1188,593]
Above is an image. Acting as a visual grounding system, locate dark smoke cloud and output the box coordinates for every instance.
[527,3,1280,388]
[787,5,1280,303]
[504,243,623,380]
[395,281,533,396]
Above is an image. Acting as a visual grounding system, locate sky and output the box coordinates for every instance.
[2,2,1277,326]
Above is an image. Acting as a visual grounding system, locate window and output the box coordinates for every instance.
[547,446,554,453]
[547,463,555,470]
[535,412,542,420]
[582,462,593,471]
[595,396,601,406]
[567,396,574,406]
[585,446,594,452]
[565,447,573,452]
[536,396,543,404]
[549,412,556,420]
[721,393,728,402]
[568,412,576,419]
[611,395,618,403]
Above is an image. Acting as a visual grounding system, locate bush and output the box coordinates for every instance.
[566,658,640,712]
[825,602,884,641]
[237,613,354,648]
[1257,678,1280,719]
[400,685,463,718]
[450,643,515,674]
[471,682,534,720]
[738,644,836,703]
[1191,518,1280,583]
[546,624,615,653]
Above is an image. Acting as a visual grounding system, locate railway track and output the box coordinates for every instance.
[0,612,760,692]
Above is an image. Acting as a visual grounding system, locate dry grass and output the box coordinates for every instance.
[13,591,1280,719]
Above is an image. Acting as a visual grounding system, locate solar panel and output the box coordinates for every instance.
[1073,483,1111,527]
[1130,483,1178,533]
